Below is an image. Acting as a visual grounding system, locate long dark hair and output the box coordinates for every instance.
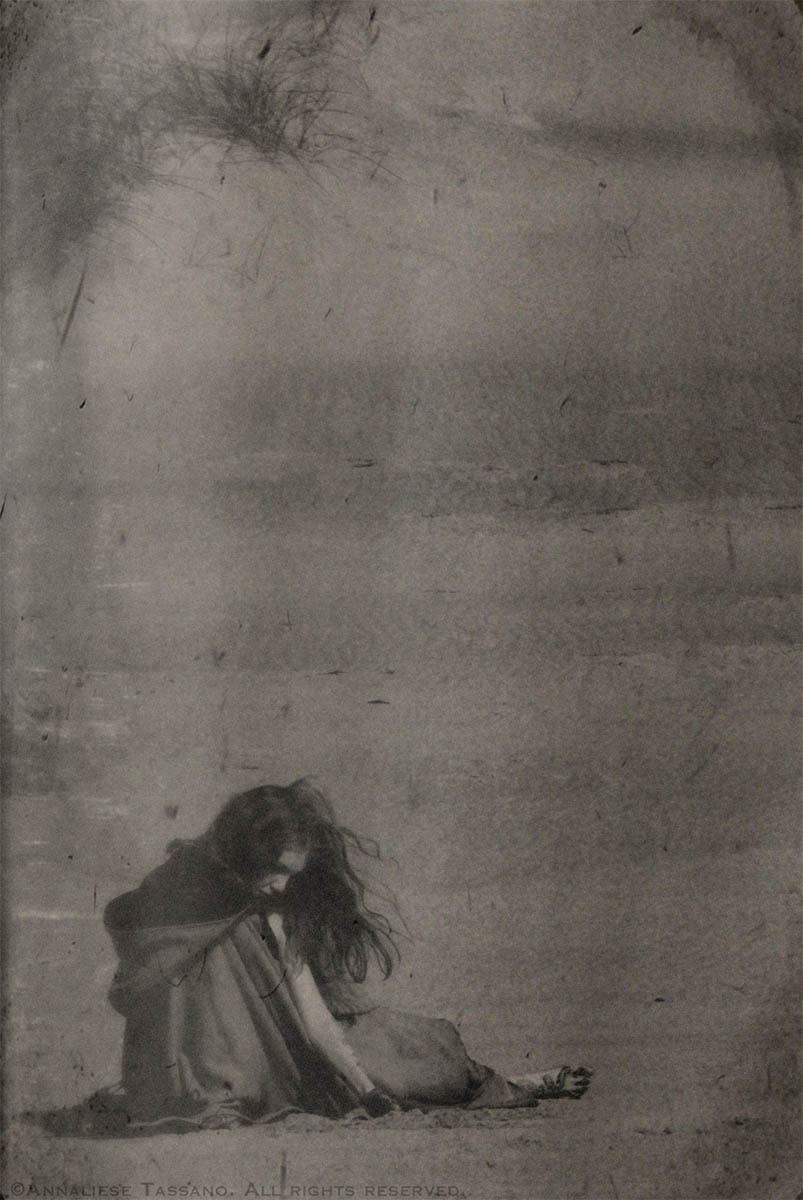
[206,778,399,986]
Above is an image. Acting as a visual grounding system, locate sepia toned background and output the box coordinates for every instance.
[2,2,801,1196]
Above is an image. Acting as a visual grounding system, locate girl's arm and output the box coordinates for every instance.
[267,911,375,1097]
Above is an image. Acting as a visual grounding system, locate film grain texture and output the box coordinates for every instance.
[2,2,801,1197]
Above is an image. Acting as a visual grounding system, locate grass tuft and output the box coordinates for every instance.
[6,1,369,273]
[153,4,355,165]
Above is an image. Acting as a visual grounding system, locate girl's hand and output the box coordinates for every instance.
[360,1088,401,1117]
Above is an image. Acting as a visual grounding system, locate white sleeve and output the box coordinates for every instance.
[267,912,374,1097]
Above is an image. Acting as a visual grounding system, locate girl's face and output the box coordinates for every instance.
[255,846,309,895]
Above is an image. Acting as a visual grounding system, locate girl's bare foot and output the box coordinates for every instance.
[508,1065,592,1099]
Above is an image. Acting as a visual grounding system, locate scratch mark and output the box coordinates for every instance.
[283,610,293,631]
[59,262,87,351]
[686,742,719,783]
[160,948,208,989]
[609,1173,620,1199]
[501,87,507,107]
[433,186,438,206]
[79,398,86,409]
[324,307,332,320]
[350,459,375,468]
[279,1150,288,1198]
[93,883,97,911]
[559,395,573,412]
[125,392,135,402]
[259,966,289,999]
[241,224,271,284]
[725,523,735,572]
[632,25,643,35]
[368,150,389,179]
[257,37,271,59]
[128,337,137,355]
[0,495,6,523]
[581,505,636,516]
[593,459,628,466]
[611,209,642,260]
[219,687,230,775]
[367,699,390,705]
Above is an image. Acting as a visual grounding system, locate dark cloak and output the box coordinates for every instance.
[103,842,534,1130]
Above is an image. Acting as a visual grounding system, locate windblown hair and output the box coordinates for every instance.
[206,779,399,987]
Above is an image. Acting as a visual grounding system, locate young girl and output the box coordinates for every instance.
[104,779,591,1129]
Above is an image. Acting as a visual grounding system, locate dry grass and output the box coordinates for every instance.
[152,3,358,166]
[5,0,369,273]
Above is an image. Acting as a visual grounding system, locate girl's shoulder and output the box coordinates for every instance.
[105,841,253,931]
